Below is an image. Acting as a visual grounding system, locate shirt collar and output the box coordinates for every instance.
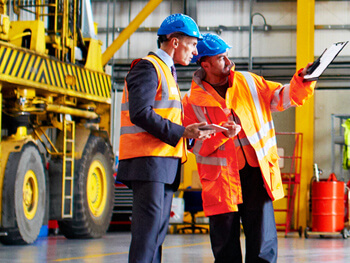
[155,49,174,70]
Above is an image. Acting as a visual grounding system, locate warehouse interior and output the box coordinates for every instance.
[1,0,350,262]
[102,0,350,237]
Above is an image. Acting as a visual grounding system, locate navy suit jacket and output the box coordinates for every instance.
[117,53,185,189]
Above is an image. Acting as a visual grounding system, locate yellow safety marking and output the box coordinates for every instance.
[36,58,49,84]
[95,72,102,96]
[17,53,30,77]
[66,64,73,90]
[75,66,85,93]
[0,44,111,99]
[88,71,97,96]
[31,56,42,81]
[60,62,68,89]
[97,73,106,97]
[0,47,10,72]
[52,59,62,87]
[97,72,104,97]
[4,49,18,75]
[81,68,90,94]
[94,72,101,96]
[47,59,57,87]
[56,61,67,89]
[22,55,37,79]
[102,73,111,97]
[11,51,24,76]
[53,242,210,262]
[92,72,100,96]
[72,66,80,92]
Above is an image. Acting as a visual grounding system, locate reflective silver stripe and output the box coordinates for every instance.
[240,71,265,125]
[235,129,276,161]
[121,99,182,111]
[155,100,182,109]
[192,139,202,155]
[218,144,225,151]
[255,136,277,161]
[192,130,227,166]
[191,104,207,122]
[239,71,277,160]
[121,102,128,111]
[120,125,146,135]
[146,56,169,100]
[196,155,227,166]
[247,120,275,146]
[121,56,182,136]
[234,137,250,147]
[121,56,173,112]
[271,84,292,112]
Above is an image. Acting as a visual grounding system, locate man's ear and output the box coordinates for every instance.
[171,37,179,48]
[201,61,210,71]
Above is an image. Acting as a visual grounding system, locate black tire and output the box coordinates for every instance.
[58,135,114,239]
[0,143,46,245]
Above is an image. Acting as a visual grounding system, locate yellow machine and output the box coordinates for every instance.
[0,0,115,244]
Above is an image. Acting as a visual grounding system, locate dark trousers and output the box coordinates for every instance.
[209,164,278,263]
[129,181,174,263]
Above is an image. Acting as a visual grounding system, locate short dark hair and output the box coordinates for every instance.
[157,32,187,48]
[197,56,209,65]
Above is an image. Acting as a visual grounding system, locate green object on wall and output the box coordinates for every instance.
[342,119,350,170]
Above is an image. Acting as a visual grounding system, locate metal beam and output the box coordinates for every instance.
[101,0,163,66]
[98,24,350,34]
[295,0,315,230]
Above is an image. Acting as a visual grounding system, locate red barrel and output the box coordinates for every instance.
[312,174,345,232]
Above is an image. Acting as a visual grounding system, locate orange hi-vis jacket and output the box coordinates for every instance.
[183,68,242,217]
[119,54,186,161]
[226,68,316,202]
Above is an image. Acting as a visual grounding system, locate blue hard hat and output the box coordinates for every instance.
[191,33,232,63]
[157,14,202,39]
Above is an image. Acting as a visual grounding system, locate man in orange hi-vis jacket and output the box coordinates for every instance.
[182,33,316,263]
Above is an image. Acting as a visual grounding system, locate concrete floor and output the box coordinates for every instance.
[1,231,350,263]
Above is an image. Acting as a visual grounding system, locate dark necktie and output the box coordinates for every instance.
[171,65,177,83]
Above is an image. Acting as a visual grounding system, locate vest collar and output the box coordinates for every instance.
[188,68,224,107]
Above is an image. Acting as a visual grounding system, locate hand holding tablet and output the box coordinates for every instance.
[198,124,228,132]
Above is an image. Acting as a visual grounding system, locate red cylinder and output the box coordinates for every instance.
[312,180,344,232]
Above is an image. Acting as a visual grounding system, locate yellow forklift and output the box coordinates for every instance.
[0,0,115,244]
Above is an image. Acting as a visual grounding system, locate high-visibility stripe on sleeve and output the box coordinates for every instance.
[271,84,293,112]
[121,100,182,111]
[190,113,228,166]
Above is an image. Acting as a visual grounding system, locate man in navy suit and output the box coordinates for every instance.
[117,14,212,263]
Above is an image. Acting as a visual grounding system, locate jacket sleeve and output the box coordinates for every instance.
[289,68,316,106]
[183,95,230,157]
[126,59,185,147]
[253,68,316,112]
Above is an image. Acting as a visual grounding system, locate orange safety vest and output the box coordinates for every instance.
[119,54,186,161]
[183,69,242,216]
[226,69,315,201]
